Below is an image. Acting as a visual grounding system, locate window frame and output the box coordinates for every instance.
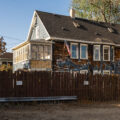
[80,44,88,60]
[31,44,52,60]
[103,45,110,61]
[80,70,88,74]
[103,70,110,75]
[44,45,51,60]
[70,43,78,59]
[93,45,101,61]
[93,70,101,75]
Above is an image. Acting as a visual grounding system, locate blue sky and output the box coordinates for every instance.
[0,0,71,51]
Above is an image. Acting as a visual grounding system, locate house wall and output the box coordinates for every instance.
[30,60,52,71]
[115,47,120,61]
[13,60,29,72]
[13,41,52,72]
[52,41,119,72]
[13,43,30,72]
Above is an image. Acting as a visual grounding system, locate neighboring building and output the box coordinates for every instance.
[12,10,120,74]
[0,52,13,66]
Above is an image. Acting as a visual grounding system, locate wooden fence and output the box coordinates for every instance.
[0,71,120,101]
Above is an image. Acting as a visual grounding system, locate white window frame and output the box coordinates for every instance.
[80,70,88,74]
[103,70,110,75]
[80,44,88,59]
[93,70,101,75]
[70,43,78,59]
[93,45,101,61]
[103,45,110,61]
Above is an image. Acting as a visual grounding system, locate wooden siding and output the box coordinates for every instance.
[53,41,120,71]
[115,47,120,61]
[30,60,52,69]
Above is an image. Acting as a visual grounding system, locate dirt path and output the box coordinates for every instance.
[0,102,120,120]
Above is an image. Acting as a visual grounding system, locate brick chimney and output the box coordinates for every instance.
[70,8,75,18]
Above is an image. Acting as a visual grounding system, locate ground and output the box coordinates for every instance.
[0,101,120,120]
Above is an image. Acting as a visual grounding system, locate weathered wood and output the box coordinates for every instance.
[0,71,120,102]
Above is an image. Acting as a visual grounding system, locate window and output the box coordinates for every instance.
[71,43,78,59]
[44,46,51,59]
[32,45,38,59]
[80,44,88,59]
[111,46,114,61]
[38,46,44,59]
[93,45,100,61]
[103,46,110,61]
[93,70,101,75]
[103,70,110,75]
[80,70,88,74]
[31,45,51,60]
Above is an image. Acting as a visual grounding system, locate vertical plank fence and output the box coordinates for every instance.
[0,71,120,102]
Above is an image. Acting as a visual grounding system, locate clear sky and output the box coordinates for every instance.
[0,0,71,51]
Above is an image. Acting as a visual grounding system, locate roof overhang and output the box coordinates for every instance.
[47,36,120,47]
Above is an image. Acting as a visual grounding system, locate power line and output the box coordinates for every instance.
[0,34,25,41]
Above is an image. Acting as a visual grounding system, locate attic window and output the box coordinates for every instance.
[108,27,115,33]
[73,21,80,28]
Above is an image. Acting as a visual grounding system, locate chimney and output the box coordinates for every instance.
[70,8,75,18]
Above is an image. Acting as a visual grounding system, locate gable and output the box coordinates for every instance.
[27,11,50,41]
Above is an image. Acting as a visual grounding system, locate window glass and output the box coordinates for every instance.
[94,45,100,61]
[103,70,110,75]
[71,44,78,58]
[31,45,51,60]
[103,46,110,61]
[81,45,87,59]
[38,46,44,59]
[111,47,114,61]
[44,46,51,59]
[32,45,38,59]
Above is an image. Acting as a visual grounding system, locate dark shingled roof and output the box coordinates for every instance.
[0,52,13,59]
[36,10,120,44]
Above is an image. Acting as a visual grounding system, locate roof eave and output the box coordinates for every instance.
[48,36,120,47]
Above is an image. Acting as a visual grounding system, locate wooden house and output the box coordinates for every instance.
[0,52,13,67]
[12,10,120,74]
